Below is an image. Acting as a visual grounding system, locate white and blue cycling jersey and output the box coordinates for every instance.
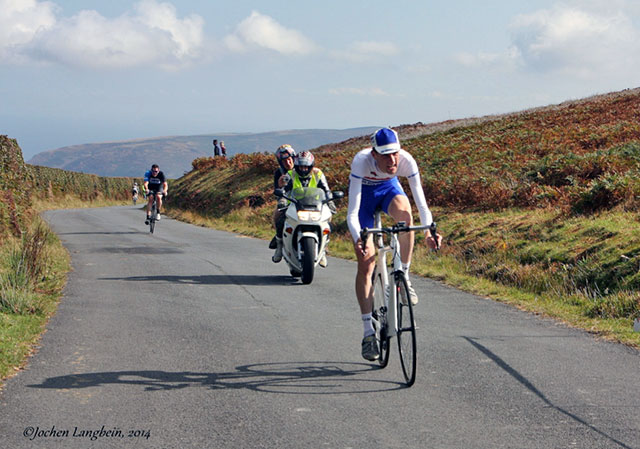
[346,148,432,243]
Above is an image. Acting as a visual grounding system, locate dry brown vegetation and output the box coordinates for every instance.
[168,88,640,338]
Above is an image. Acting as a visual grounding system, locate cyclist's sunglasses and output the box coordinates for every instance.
[279,153,292,160]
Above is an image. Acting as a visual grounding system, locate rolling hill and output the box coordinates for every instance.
[27,128,381,179]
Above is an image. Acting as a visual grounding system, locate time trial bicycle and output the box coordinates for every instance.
[360,211,438,387]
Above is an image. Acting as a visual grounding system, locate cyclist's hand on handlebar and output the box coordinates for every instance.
[355,238,369,258]
[426,233,442,250]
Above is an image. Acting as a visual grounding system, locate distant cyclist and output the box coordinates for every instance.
[347,127,441,361]
[132,182,139,204]
[143,164,168,224]
[270,144,296,255]
[274,151,335,266]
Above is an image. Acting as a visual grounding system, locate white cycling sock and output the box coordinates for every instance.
[402,262,411,280]
[362,313,375,337]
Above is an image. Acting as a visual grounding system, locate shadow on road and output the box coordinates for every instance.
[28,362,405,394]
[92,247,184,255]
[58,231,141,236]
[100,274,297,286]
[463,336,634,449]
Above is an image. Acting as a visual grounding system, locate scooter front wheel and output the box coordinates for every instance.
[300,237,316,284]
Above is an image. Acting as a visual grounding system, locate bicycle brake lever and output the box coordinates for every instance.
[429,222,440,251]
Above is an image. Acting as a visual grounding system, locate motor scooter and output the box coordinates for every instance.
[275,187,344,284]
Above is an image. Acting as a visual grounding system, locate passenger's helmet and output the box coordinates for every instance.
[371,127,401,154]
[275,144,296,161]
[294,151,315,178]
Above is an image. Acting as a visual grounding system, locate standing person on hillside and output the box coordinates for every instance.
[213,139,221,157]
[220,141,227,158]
[143,164,168,225]
[270,144,296,259]
[347,127,442,361]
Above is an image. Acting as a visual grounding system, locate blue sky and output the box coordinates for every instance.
[2,0,640,160]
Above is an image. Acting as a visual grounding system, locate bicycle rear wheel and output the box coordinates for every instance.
[371,268,390,368]
[395,273,417,386]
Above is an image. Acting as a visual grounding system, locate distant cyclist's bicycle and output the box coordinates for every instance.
[360,211,438,387]
[147,192,163,234]
[132,192,139,205]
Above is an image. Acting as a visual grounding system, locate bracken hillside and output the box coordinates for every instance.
[171,88,640,217]
[168,88,640,332]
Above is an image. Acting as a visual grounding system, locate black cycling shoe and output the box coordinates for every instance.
[145,216,150,225]
[269,236,277,249]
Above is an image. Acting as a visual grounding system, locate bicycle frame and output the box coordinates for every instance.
[373,230,401,338]
[361,212,438,386]
[147,192,159,233]
[366,212,437,338]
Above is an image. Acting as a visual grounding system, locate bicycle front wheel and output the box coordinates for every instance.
[395,273,417,386]
[149,201,157,234]
[371,268,390,368]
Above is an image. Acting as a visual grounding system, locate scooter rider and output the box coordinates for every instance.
[273,151,335,266]
[270,144,297,253]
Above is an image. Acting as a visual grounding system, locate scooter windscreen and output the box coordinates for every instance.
[291,187,326,211]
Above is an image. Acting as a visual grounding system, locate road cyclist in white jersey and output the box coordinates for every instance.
[347,127,442,361]
[132,182,139,204]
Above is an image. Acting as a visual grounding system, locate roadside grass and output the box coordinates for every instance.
[0,196,129,382]
[167,204,640,348]
[32,195,130,210]
[0,217,69,381]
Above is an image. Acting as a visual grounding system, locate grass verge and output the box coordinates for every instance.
[0,197,129,384]
[0,217,70,382]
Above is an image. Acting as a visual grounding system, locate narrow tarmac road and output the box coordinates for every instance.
[1,206,638,448]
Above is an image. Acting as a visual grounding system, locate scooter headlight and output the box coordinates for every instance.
[297,210,321,221]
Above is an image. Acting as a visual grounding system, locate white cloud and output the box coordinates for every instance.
[0,0,204,69]
[451,4,640,80]
[454,51,502,67]
[223,11,316,55]
[331,41,399,63]
[509,5,640,78]
[0,0,57,62]
[135,0,203,60]
[453,46,520,71]
[328,87,389,97]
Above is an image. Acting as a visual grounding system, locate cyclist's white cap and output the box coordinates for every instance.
[371,127,401,154]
